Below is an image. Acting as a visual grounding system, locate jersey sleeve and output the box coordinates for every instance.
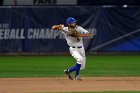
[77,26,89,34]
[60,26,69,34]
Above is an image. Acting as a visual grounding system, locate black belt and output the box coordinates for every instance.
[72,46,82,48]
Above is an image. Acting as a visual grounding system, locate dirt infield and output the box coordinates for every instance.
[0,77,140,93]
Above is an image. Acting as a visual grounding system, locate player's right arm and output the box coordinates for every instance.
[51,24,64,31]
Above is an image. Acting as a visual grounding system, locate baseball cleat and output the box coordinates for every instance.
[64,69,73,80]
[74,75,82,81]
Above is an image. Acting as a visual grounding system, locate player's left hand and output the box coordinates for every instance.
[69,31,91,37]
[69,30,80,37]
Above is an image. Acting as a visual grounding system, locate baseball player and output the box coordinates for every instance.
[52,17,91,80]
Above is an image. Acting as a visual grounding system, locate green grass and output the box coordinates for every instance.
[0,55,140,77]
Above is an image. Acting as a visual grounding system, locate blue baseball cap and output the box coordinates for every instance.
[66,17,77,24]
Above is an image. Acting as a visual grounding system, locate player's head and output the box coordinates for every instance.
[66,17,77,28]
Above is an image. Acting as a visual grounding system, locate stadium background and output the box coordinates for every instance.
[0,0,140,93]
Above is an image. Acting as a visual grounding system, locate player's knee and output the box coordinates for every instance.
[77,57,84,63]
[80,66,85,70]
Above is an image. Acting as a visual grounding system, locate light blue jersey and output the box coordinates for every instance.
[61,25,89,47]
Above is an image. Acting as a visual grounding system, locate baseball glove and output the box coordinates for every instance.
[69,30,91,37]
[68,29,80,37]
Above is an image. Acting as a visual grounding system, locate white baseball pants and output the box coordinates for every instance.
[69,46,86,70]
